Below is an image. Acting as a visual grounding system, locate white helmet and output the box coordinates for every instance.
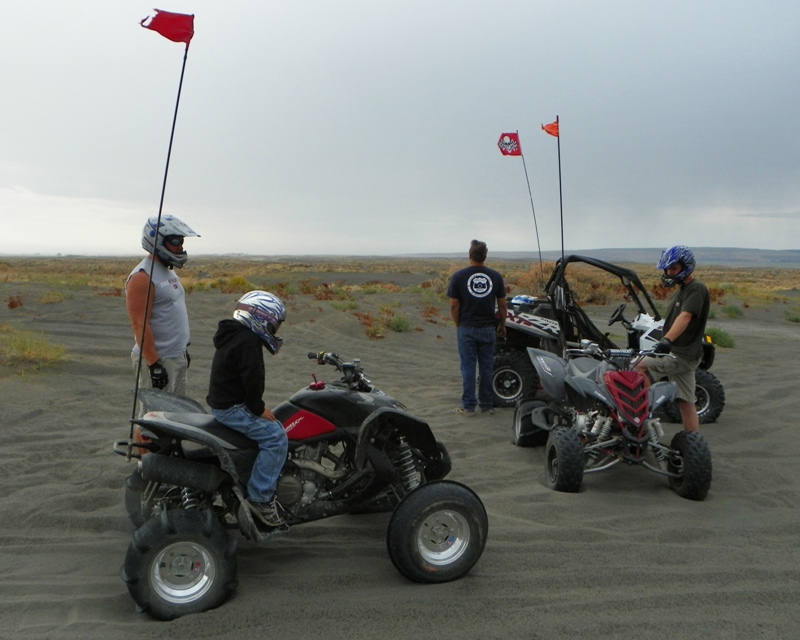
[141,215,199,269]
[233,291,286,354]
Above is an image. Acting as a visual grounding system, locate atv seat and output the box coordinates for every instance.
[137,411,258,451]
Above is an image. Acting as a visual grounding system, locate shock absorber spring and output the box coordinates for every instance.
[647,422,666,461]
[396,439,420,492]
[596,416,612,441]
[181,487,201,510]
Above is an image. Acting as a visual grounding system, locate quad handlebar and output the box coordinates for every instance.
[565,340,666,369]
[308,351,371,390]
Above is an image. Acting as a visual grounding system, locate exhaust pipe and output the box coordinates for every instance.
[140,454,227,493]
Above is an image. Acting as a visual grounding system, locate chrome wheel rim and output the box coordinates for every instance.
[416,510,471,566]
[150,541,215,604]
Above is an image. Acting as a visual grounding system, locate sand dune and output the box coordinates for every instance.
[1,273,799,639]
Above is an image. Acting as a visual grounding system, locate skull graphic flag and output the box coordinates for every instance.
[497,133,522,156]
[141,9,195,46]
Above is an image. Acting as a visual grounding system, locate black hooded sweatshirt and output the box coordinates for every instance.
[206,319,267,416]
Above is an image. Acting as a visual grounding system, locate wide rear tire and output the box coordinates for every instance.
[120,509,238,620]
[660,369,725,424]
[692,369,725,424]
[492,351,538,407]
[668,430,712,501]
[387,481,488,583]
[544,428,584,493]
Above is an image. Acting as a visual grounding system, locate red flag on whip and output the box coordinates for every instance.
[141,9,195,46]
[498,132,522,156]
[542,120,559,137]
[129,9,196,433]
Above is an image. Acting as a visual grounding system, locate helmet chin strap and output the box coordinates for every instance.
[660,272,684,288]
[154,252,174,269]
[155,246,188,269]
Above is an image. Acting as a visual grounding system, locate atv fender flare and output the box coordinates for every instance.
[136,389,209,414]
[355,407,446,473]
[516,399,564,432]
[527,347,570,403]
[648,381,677,412]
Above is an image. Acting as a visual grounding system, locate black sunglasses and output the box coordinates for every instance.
[164,236,185,247]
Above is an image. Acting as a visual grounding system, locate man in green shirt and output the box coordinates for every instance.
[636,246,710,432]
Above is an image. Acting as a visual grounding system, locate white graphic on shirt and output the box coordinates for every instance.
[467,273,493,298]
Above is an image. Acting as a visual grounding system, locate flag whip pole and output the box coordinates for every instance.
[517,136,546,289]
[498,131,545,290]
[130,13,194,448]
[554,116,564,262]
[541,115,566,352]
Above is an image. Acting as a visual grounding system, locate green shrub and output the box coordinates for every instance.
[722,305,744,319]
[386,315,412,333]
[0,324,66,372]
[706,326,735,348]
[222,276,255,294]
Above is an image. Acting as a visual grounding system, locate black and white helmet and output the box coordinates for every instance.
[141,215,199,269]
[233,291,286,354]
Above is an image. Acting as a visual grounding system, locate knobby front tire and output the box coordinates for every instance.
[121,509,238,620]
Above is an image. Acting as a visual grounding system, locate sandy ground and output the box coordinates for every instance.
[1,272,799,639]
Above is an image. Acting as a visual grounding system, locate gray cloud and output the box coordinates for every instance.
[2,1,798,256]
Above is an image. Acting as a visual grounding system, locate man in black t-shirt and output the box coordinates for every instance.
[447,240,507,416]
[636,246,710,432]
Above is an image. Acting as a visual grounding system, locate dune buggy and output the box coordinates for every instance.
[492,254,725,425]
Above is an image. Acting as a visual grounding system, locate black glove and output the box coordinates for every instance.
[149,360,169,389]
[654,338,672,354]
[185,350,191,368]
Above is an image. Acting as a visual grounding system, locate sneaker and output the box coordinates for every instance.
[454,407,476,417]
[248,499,285,527]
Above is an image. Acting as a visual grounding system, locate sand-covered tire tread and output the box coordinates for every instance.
[545,427,584,493]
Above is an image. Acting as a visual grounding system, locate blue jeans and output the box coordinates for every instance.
[457,325,496,411]
[212,404,288,504]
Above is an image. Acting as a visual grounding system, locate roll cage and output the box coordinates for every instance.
[543,255,662,350]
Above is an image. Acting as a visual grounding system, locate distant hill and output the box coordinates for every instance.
[404,247,800,268]
[5,247,799,268]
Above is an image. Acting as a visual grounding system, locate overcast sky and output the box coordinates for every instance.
[2,1,798,257]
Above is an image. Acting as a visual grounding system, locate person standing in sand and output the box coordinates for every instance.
[447,240,507,416]
[125,214,200,396]
[635,245,710,432]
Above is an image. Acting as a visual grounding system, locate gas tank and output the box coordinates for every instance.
[273,382,403,441]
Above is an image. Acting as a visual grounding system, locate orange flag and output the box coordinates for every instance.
[542,121,559,137]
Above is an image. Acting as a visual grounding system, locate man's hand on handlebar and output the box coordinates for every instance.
[654,338,672,354]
